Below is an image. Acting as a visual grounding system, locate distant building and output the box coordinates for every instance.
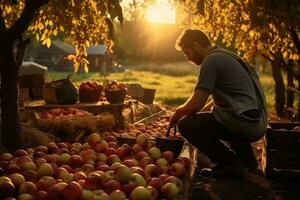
[25,40,111,72]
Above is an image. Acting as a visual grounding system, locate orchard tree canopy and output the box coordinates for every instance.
[0,0,123,72]
[177,0,300,64]
[0,0,123,151]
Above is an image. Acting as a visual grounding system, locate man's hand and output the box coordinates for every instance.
[169,107,185,129]
[168,89,210,129]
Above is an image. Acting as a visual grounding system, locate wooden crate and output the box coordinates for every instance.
[265,122,300,179]
[141,88,156,104]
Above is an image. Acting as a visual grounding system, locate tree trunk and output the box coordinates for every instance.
[0,42,24,151]
[271,59,286,117]
[286,60,295,108]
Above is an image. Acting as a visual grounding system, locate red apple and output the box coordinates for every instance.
[0,153,13,162]
[81,164,95,173]
[96,164,110,172]
[33,151,45,159]
[14,149,28,157]
[107,155,121,165]
[139,157,154,169]
[36,146,48,154]
[62,181,83,200]
[147,186,159,200]
[47,143,59,154]
[148,177,162,190]
[159,174,170,183]
[97,153,108,162]
[145,164,160,178]
[95,141,109,153]
[54,167,69,179]
[19,181,37,195]
[105,148,117,157]
[104,179,122,193]
[22,170,38,182]
[37,163,54,177]
[69,148,80,155]
[0,176,15,198]
[69,155,83,168]
[73,171,87,181]
[136,151,149,161]
[136,134,149,147]
[109,190,126,200]
[20,162,37,171]
[104,135,117,143]
[87,133,101,146]
[161,182,179,199]
[122,182,137,195]
[159,166,170,174]
[132,144,144,154]
[108,142,118,149]
[47,182,67,200]
[130,167,145,177]
[35,176,56,191]
[57,148,69,155]
[85,172,103,190]
[8,173,25,188]
[130,186,151,200]
[123,158,139,168]
[179,157,191,169]
[81,149,97,162]
[163,176,183,191]
[34,158,47,167]
[115,165,131,183]
[33,190,47,200]
[170,162,186,177]
[102,170,115,182]
[6,164,21,174]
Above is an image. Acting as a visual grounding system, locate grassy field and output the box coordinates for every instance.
[47,62,276,112]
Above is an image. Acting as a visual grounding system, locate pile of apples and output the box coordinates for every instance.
[111,114,181,139]
[105,81,128,92]
[79,82,103,92]
[39,108,92,120]
[0,132,190,200]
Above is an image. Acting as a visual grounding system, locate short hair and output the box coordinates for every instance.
[175,29,211,50]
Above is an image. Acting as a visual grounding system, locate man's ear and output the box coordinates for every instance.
[191,42,201,51]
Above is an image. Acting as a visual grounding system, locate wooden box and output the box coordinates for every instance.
[265,122,300,179]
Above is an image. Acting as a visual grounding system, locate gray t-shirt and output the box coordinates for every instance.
[195,47,267,140]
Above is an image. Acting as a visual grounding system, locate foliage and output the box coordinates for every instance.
[0,0,123,72]
[176,0,300,62]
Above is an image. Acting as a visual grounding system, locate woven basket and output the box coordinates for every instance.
[105,89,126,104]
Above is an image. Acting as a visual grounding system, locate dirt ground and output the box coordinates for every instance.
[189,142,300,200]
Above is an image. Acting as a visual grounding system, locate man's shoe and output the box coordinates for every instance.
[200,164,245,179]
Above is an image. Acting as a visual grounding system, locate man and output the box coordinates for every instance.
[169,29,268,179]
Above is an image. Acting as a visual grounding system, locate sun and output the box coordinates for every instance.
[146,0,176,24]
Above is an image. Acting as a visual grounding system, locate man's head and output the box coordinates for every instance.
[175,29,211,65]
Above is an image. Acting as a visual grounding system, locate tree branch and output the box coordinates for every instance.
[290,27,300,53]
[0,7,7,38]
[15,37,31,68]
[8,0,49,40]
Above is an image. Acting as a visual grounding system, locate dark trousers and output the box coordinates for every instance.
[178,112,258,168]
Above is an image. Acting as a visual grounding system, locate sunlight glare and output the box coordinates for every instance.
[146,0,176,24]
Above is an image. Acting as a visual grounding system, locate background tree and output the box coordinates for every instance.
[176,0,300,117]
[0,0,123,151]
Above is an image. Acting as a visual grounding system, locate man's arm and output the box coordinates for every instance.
[169,88,210,128]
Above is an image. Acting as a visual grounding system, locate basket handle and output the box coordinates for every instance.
[166,126,177,137]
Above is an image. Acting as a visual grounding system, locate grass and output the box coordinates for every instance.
[47,62,276,112]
